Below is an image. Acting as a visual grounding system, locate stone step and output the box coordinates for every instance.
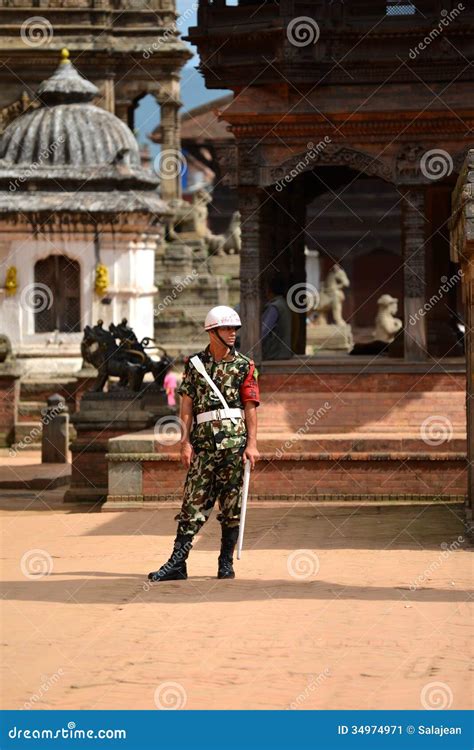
[0,462,71,490]
[256,433,466,453]
[12,422,42,448]
[17,401,44,420]
[100,429,467,509]
[256,391,466,433]
[20,378,77,399]
[103,449,467,509]
[13,420,75,448]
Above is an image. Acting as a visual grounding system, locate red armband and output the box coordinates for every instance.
[240,361,260,406]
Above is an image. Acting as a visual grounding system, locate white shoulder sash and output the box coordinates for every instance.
[189,355,238,425]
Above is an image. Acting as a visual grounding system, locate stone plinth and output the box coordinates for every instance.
[103,428,181,510]
[41,394,69,464]
[64,390,175,505]
[103,434,467,509]
[307,322,354,354]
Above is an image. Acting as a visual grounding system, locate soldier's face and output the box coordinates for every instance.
[215,326,238,346]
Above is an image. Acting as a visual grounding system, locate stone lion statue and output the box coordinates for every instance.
[167,189,241,255]
[373,294,403,343]
[313,264,350,326]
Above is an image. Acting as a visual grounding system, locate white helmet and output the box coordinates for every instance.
[204,305,241,330]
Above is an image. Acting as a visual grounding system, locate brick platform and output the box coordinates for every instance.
[103,368,468,508]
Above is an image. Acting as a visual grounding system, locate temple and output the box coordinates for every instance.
[0,1,472,516]
[0,50,170,378]
[0,0,191,202]
[187,0,473,362]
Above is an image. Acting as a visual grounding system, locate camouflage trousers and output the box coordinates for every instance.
[174,445,246,537]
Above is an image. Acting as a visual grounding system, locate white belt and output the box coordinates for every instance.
[196,408,244,424]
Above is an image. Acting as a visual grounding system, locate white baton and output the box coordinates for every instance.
[237,459,252,560]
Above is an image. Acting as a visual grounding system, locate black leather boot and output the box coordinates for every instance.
[148,532,194,582]
[217,525,240,579]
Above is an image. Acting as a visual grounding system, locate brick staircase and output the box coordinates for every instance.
[257,386,466,452]
[13,377,87,449]
[251,369,467,499]
[104,364,468,508]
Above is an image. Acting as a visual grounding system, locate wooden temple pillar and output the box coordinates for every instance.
[288,177,307,356]
[450,149,474,529]
[238,186,263,364]
[401,186,428,361]
[156,93,183,201]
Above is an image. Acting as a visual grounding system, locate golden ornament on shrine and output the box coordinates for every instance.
[5,266,18,296]
[94,263,109,296]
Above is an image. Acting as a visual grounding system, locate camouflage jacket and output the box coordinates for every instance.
[177,345,260,451]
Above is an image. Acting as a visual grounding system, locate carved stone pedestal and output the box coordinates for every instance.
[64,390,175,505]
[307,322,354,354]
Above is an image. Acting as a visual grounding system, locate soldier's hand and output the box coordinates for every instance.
[243,445,259,469]
[180,441,194,469]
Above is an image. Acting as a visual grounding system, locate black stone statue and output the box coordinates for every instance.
[81,319,172,392]
[109,318,172,388]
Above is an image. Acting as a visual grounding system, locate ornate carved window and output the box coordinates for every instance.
[33,255,81,333]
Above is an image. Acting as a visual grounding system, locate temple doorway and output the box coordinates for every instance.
[33,255,81,334]
[259,164,462,361]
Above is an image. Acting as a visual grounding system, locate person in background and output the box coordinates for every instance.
[163,366,177,407]
[261,275,293,360]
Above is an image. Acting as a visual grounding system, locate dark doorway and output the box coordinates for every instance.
[34,255,81,333]
[305,169,403,345]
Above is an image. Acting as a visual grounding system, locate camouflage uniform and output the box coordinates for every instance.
[175,344,260,537]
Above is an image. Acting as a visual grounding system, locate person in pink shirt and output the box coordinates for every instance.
[163,368,177,407]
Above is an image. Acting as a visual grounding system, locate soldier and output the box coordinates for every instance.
[148,306,260,582]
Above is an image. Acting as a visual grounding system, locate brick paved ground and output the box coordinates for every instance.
[1,493,471,710]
